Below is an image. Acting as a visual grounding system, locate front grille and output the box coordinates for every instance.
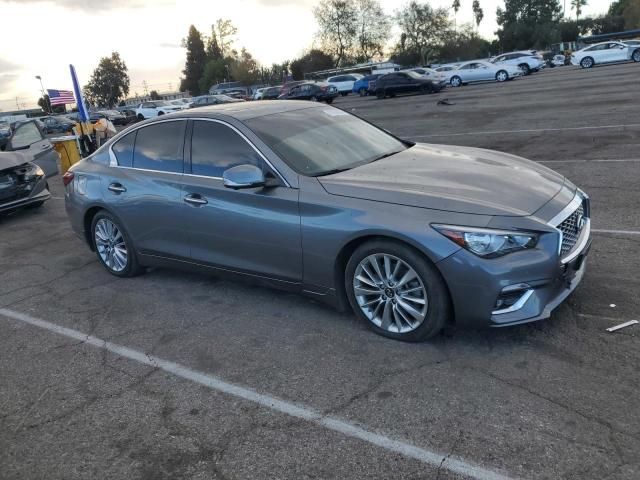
[557,204,585,255]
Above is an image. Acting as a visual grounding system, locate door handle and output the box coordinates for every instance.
[108,183,126,193]
[41,144,49,150]
[183,194,208,205]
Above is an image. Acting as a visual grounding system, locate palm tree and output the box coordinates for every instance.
[452,0,461,32]
[472,0,484,30]
[571,0,587,21]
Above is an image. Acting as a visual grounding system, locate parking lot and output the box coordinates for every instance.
[1,62,639,480]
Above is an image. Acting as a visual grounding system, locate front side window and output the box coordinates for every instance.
[245,107,408,177]
[190,121,262,177]
[11,122,42,149]
[132,121,185,173]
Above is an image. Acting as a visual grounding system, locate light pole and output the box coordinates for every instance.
[35,75,50,114]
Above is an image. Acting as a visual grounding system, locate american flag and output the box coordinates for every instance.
[47,89,75,106]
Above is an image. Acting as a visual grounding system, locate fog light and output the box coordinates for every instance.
[492,284,533,314]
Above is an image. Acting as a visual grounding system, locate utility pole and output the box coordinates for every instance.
[142,80,149,96]
[35,75,51,113]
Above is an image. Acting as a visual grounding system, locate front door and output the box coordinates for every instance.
[7,120,58,176]
[181,119,302,282]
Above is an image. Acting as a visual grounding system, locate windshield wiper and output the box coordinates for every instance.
[314,166,354,177]
[369,150,403,163]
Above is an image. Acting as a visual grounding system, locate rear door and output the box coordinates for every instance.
[7,120,58,177]
[104,120,189,259]
[608,42,628,61]
[181,119,302,282]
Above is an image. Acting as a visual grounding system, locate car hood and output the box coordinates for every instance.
[0,151,34,171]
[318,143,567,216]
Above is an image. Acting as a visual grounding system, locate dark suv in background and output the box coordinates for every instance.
[278,83,338,103]
[374,71,443,99]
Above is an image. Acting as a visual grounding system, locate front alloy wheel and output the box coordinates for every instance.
[450,76,462,87]
[632,49,640,62]
[580,57,594,69]
[345,240,450,341]
[353,254,428,334]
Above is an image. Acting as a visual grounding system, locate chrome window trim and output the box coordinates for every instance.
[492,288,534,315]
[107,117,290,187]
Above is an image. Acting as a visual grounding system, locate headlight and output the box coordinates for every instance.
[432,224,538,258]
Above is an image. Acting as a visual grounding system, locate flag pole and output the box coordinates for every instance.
[70,64,95,157]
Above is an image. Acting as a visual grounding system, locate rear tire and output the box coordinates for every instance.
[137,114,144,120]
[91,211,144,278]
[376,90,385,99]
[496,70,509,82]
[632,49,640,62]
[580,56,594,69]
[450,75,462,87]
[519,63,530,75]
[358,87,367,97]
[157,111,165,116]
[345,240,451,342]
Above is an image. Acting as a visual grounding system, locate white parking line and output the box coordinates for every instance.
[592,229,640,235]
[539,158,640,164]
[405,123,640,138]
[0,307,514,480]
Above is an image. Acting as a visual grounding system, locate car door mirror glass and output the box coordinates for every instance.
[223,164,266,189]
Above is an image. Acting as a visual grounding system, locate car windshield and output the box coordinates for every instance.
[213,95,235,101]
[245,107,408,176]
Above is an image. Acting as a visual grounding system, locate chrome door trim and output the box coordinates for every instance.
[108,116,290,187]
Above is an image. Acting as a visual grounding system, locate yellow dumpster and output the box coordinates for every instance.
[50,135,81,174]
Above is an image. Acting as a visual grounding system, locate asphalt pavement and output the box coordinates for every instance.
[1,62,639,480]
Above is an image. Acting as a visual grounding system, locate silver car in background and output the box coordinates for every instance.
[64,101,591,342]
[446,60,524,87]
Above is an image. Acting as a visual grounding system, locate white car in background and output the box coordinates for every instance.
[253,88,266,100]
[168,99,191,110]
[434,64,459,73]
[445,60,523,87]
[491,51,546,75]
[571,41,640,68]
[404,67,448,87]
[327,73,363,96]
[134,101,182,120]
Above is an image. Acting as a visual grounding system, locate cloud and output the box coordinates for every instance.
[0,58,20,72]
[0,74,19,91]
[0,0,173,12]
[158,42,183,49]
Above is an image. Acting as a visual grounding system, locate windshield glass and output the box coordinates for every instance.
[213,95,234,101]
[245,107,408,176]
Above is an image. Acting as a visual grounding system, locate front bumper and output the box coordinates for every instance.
[436,224,591,328]
[0,183,50,213]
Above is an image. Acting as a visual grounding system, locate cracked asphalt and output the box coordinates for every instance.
[1,62,639,480]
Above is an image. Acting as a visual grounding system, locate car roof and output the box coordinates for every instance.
[158,100,324,121]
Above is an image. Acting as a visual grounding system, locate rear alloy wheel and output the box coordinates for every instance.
[137,114,144,121]
[345,241,450,342]
[92,212,143,277]
[450,75,462,87]
[580,56,594,69]
[519,63,530,75]
[496,70,509,82]
[632,49,640,62]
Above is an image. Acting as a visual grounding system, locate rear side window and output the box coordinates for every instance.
[133,121,185,173]
[112,131,136,167]
[190,121,262,178]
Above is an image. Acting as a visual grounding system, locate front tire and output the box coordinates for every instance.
[137,114,144,121]
[91,211,143,277]
[345,240,450,342]
[358,87,367,97]
[450,75,462,87]
[376,90,385,99]
[519,63,530,75]
[580,56,594,69]
[632,49,640,62]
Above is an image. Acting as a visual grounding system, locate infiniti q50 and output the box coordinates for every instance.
[64,101,591,341]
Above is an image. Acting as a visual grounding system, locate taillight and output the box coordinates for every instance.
[62,171,74,186]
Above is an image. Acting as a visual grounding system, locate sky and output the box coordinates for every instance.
[0,0,613,110]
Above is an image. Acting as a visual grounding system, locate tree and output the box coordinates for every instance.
[179,25,207,96]
[199,58,228,93]
[472,0,484,29]
[353,0,390,62]
[496,0,563,51]
[290,49,335,79]
[314,0,358,67]
[149,90,161,100]
[37,95,65,114]
[84,51,130,108]
[452,0,461,31]
[230,48,261,85]
[394,1,451,65]
[438,24,492,62]
[571,0,587,21]
[609,0,640,29]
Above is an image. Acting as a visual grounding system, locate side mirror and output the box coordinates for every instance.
[223,164,266,189]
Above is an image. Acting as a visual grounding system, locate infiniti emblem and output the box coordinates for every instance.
[576,213,585,229]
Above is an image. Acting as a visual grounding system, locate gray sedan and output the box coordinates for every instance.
[64,101,591,341]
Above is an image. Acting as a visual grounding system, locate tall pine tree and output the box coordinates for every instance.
[180,25,207,96]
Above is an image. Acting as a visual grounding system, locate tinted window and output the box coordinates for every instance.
[133,121,185,173]
[190,121,262,177]
[459,64,472,70]
[11,122,42,148]
[112,131,136,167]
